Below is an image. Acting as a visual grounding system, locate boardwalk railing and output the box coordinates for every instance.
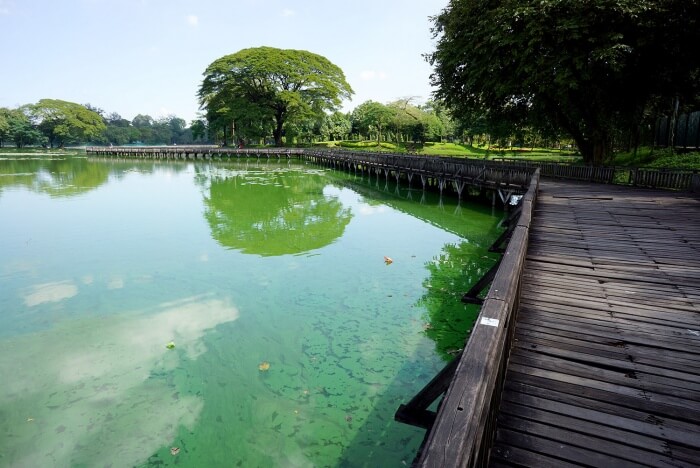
[85,146,302,158]
[492,158,700,192]
[302,150,534,191]
[415,169,541,467]
[86,147,698,192]
[85,146,536,193]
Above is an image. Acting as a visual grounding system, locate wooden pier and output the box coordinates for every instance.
[85,146,535,197]
[412,179,700,466]
[85,146,699,193]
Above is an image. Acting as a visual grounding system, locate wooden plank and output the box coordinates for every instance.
[501,382,700,448]
[514,326,700,374]
[506,363,700,423]
[493,428,639,467]
[512,340,700,385]
[515,322,700,371]
[490,443,581,468]
[508,353,700,405]
[496,412,694,466]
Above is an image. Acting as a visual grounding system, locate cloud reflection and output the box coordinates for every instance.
[23,280,78,307]
[0,295,240,466]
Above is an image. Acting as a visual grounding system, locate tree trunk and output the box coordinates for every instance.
[273,108,285,146]
[571,132,610,166]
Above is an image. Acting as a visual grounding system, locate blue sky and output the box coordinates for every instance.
[0,0,449,123]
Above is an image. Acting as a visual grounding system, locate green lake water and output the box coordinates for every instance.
[0,154,503,467]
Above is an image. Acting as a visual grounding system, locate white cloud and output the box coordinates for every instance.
[281,8,295,17]
[359,70,388,81]
[359,205,389,216]
[186,14,199,26]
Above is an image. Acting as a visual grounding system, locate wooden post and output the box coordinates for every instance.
[395,353,462,430]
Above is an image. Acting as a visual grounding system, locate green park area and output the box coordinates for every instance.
[1,1,698,171]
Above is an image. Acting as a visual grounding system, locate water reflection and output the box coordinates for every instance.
[0,155,190,198]
[22,280,78,307]
[418,242,500,360]
[0,157,110,197]
[0,295,239,467]
[197,164,353,256]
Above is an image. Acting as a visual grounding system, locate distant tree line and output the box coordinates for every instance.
[0,99,208,148]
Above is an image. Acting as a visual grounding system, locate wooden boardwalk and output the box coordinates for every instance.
[490,181,700,466]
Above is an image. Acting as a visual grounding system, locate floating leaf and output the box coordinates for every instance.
[258,361,271,371]
[384,256,393,265]
[166,341,175,349]
[170,447,180,456]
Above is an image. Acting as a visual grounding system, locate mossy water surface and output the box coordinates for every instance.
[0,156,502,467]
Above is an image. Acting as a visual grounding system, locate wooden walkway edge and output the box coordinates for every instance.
[415,179,700,467]
[489,181,700,467]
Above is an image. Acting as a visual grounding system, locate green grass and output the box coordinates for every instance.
[610,148,700,170]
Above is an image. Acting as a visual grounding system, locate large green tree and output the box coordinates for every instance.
[351,100,394,143]
[429,0,700,165]
[30,99,106,148]
[199,46,353,146]
[0,107,43,148]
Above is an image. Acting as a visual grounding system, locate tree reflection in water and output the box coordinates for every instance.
[0,156,111,197]
[199,164,353,256]
[417,241,500,361]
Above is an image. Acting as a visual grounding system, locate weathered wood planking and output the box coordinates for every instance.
[491,180,700,466]
[415,171,541,467]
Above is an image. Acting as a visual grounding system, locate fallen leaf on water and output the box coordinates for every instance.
[170,447,180,456]
[258,361,271,371]
[384,256,393,265]
[165,341,175,350]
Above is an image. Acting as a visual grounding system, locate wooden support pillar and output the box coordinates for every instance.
[395,352,462,430]
[488,225,515,253]
[462,258,503,305]
[453,180,466,199]
[498,188,514,207]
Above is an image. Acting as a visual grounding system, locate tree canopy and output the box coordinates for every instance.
[29,99,106,148]
[198,46,354,146]
[428,0,700,165]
